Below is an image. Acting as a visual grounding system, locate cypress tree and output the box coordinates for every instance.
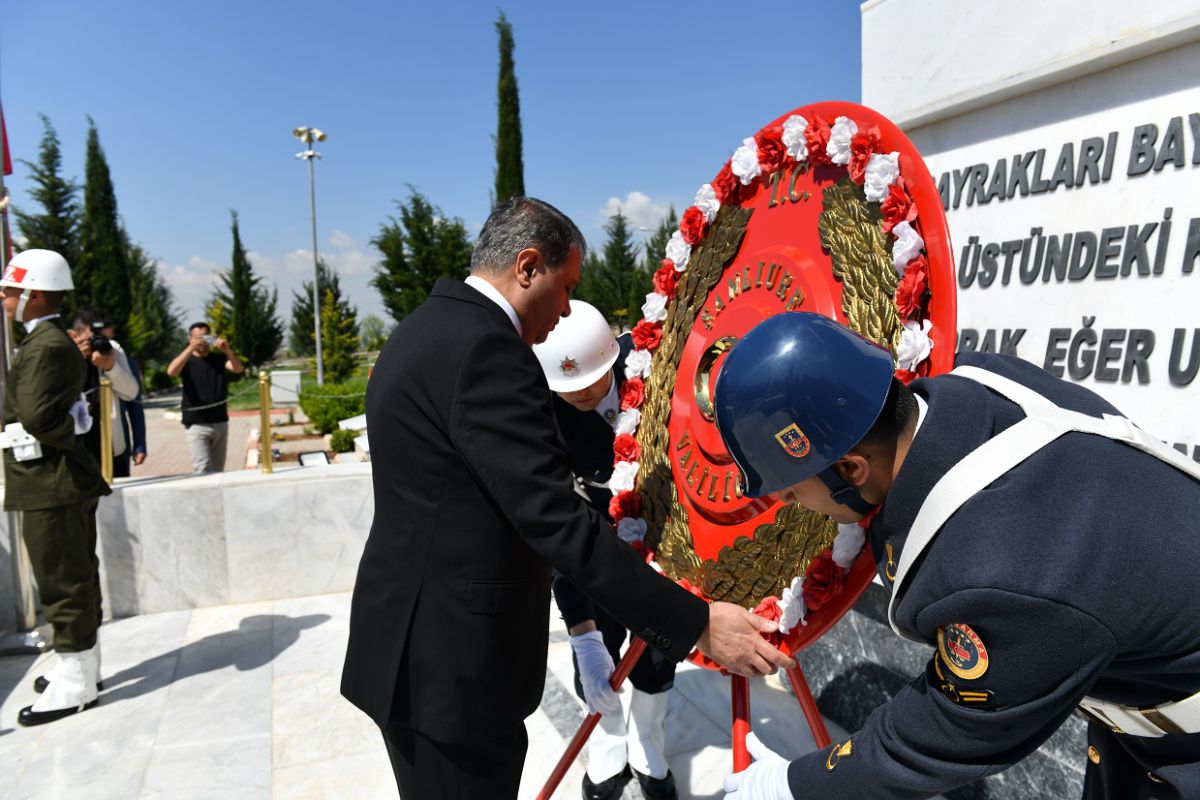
[290,260,353,356]
[208,211,283,367]
[582,210,643,326]
[125,242,184,368]
[13,115,80,267]
[493,11,525,205]
[319,288,360,383]
[77,117,131,324]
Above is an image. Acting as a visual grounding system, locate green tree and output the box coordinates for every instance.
[319,288,360,383]
[207,211,283,367]
[580,210,646,327]
[360,314,389,351]
[493,11,525,205]
[12,115,80,267]
[125,243,184,368]
[77,117,131,323]
[643,205,678,273]
[370,190,472,323]
[290,260,353,356]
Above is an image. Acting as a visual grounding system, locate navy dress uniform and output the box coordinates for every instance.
[0,250,110,727]
[534,302,679,800]
[713,313,1200,800]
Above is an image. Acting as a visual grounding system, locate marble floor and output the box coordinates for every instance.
[0,592,849,800]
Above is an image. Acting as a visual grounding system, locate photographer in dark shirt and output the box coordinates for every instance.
[166,322,244,472]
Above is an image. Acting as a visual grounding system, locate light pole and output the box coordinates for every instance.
[293,125,326,385]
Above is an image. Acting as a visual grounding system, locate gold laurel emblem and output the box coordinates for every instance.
[825,739,854,771]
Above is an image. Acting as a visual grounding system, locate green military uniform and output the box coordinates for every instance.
[3,317,110,652]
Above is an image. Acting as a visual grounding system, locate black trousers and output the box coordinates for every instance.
[383,721,527,800]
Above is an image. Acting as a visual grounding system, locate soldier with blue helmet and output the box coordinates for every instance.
[717,311,1200,800]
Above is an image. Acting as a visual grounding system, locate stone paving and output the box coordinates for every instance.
[0,593,850,800]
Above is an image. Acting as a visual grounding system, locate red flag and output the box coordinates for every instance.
[1,105,11,176]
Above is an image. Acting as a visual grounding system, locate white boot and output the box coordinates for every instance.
[35,639,101,693]
[628,688,671,780]
[19,648,99,726]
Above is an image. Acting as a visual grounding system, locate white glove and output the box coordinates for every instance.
[569,630,622,717]
[723,732,793,800]
[70,395,93,435]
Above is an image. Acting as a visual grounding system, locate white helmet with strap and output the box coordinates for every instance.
[1,249,74,322]
[533,300,618,393]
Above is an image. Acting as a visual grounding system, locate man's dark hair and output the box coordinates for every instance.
[470,197,586,276]
[73,308,111,331]
[189,321,211,334]
[859,378,918,447]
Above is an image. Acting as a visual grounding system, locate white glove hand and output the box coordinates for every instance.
[569,630,622,717]
[723,733,793,800]
[69,395,93,435]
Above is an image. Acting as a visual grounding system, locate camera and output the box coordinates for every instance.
[203,334,218,347]
[89,322,114,356]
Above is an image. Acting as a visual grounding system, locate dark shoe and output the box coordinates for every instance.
[33,675,104,693]
[633,768,678,800]
[17,699,99,727]
[582,764,632,800]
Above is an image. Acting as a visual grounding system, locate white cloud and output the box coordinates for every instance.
[599,191,671,231]
[328,229,356,249]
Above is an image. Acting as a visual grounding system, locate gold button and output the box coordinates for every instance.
[1087,745,1100,765]
[1147,772,1164,784]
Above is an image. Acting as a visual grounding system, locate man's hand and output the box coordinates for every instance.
[723,733,793,799]
[214,336,230,353]
[68,328,91,359]
[133,451,147,465]
[696,602,794,678]
[569,630,623,717]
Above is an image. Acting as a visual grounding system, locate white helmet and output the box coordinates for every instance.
[533,300,619,392]
[1,249,75,291]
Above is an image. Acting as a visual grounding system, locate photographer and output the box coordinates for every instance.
[166,322,244,473]
[69,310,139,476]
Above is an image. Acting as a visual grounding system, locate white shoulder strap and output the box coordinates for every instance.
[887,365,1200,640]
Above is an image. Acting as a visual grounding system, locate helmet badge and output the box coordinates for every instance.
[774,423,811,458]
[559,356,579,377]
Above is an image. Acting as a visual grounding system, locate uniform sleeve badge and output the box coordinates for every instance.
[937,624,990,680]
[774,422,811,458]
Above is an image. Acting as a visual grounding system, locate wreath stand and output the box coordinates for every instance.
[536,637,831,799]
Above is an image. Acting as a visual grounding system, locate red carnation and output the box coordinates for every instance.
[712,161,741,205]
[609,490,641,522]
[895,369,919,384]
[653,260,680,298]
[895,255,928,320]
[679,206,707,246]
[620,376,645,410]
[629,539,649,559]
[848,126,882,184]
[631,320,663,351]
[613,432,641,464]
[804,114,832,166]
[880,180,917,234]
[803,550,844,611]
[755,124,787,174]
[752,596,784,648]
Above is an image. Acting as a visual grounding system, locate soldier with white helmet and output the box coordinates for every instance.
[534,301,681,800]
[0,248,110,726]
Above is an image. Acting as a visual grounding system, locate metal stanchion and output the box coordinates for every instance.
[259,372,273,474]
[98,377,113,484]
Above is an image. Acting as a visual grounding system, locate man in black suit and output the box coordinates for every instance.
[342,197,792,799]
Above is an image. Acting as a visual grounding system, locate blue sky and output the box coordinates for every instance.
[0,1,862,325]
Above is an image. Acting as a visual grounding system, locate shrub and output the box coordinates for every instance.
[299,379,367,434]
[330,429,357,453]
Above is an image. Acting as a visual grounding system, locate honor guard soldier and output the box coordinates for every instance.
[715,313,1200,800]
[534,301,679,800]
[1,250,111,726]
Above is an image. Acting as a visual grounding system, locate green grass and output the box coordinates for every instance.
[223,359,373,413]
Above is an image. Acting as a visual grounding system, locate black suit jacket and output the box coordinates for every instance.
[341,279,707,742]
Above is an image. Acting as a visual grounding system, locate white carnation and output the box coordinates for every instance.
[826,116,857,165]
[608,460,640,494]
[832,523,867,572]
[665,231,691,272]
[779,576,808,634]
[614,408,641,436]
[730,137,762,185]
[890,220,924,276]
[782,115,808,162]
[641,292,668,323]
[896,319,935,372]
[693,184,720,223]
[624,348,652,379]
[616,517,648,544]
[863,151,900,202]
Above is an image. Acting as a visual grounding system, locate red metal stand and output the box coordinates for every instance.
[785,663,831,749]
[731,674,751,771]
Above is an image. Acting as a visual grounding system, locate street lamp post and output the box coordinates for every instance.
[293,126,326,385]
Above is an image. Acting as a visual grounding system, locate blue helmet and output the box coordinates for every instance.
[713,312,895,500]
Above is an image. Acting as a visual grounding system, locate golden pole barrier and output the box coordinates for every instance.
[259,371,273,474]
[98,377,113,483]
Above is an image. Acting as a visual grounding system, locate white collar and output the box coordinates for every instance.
[912,393,928,437]
[594,371,620,428]
[23,313,61,334]
[464,275,523,338]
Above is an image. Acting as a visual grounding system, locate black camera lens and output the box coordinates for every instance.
[90,335,114,355]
